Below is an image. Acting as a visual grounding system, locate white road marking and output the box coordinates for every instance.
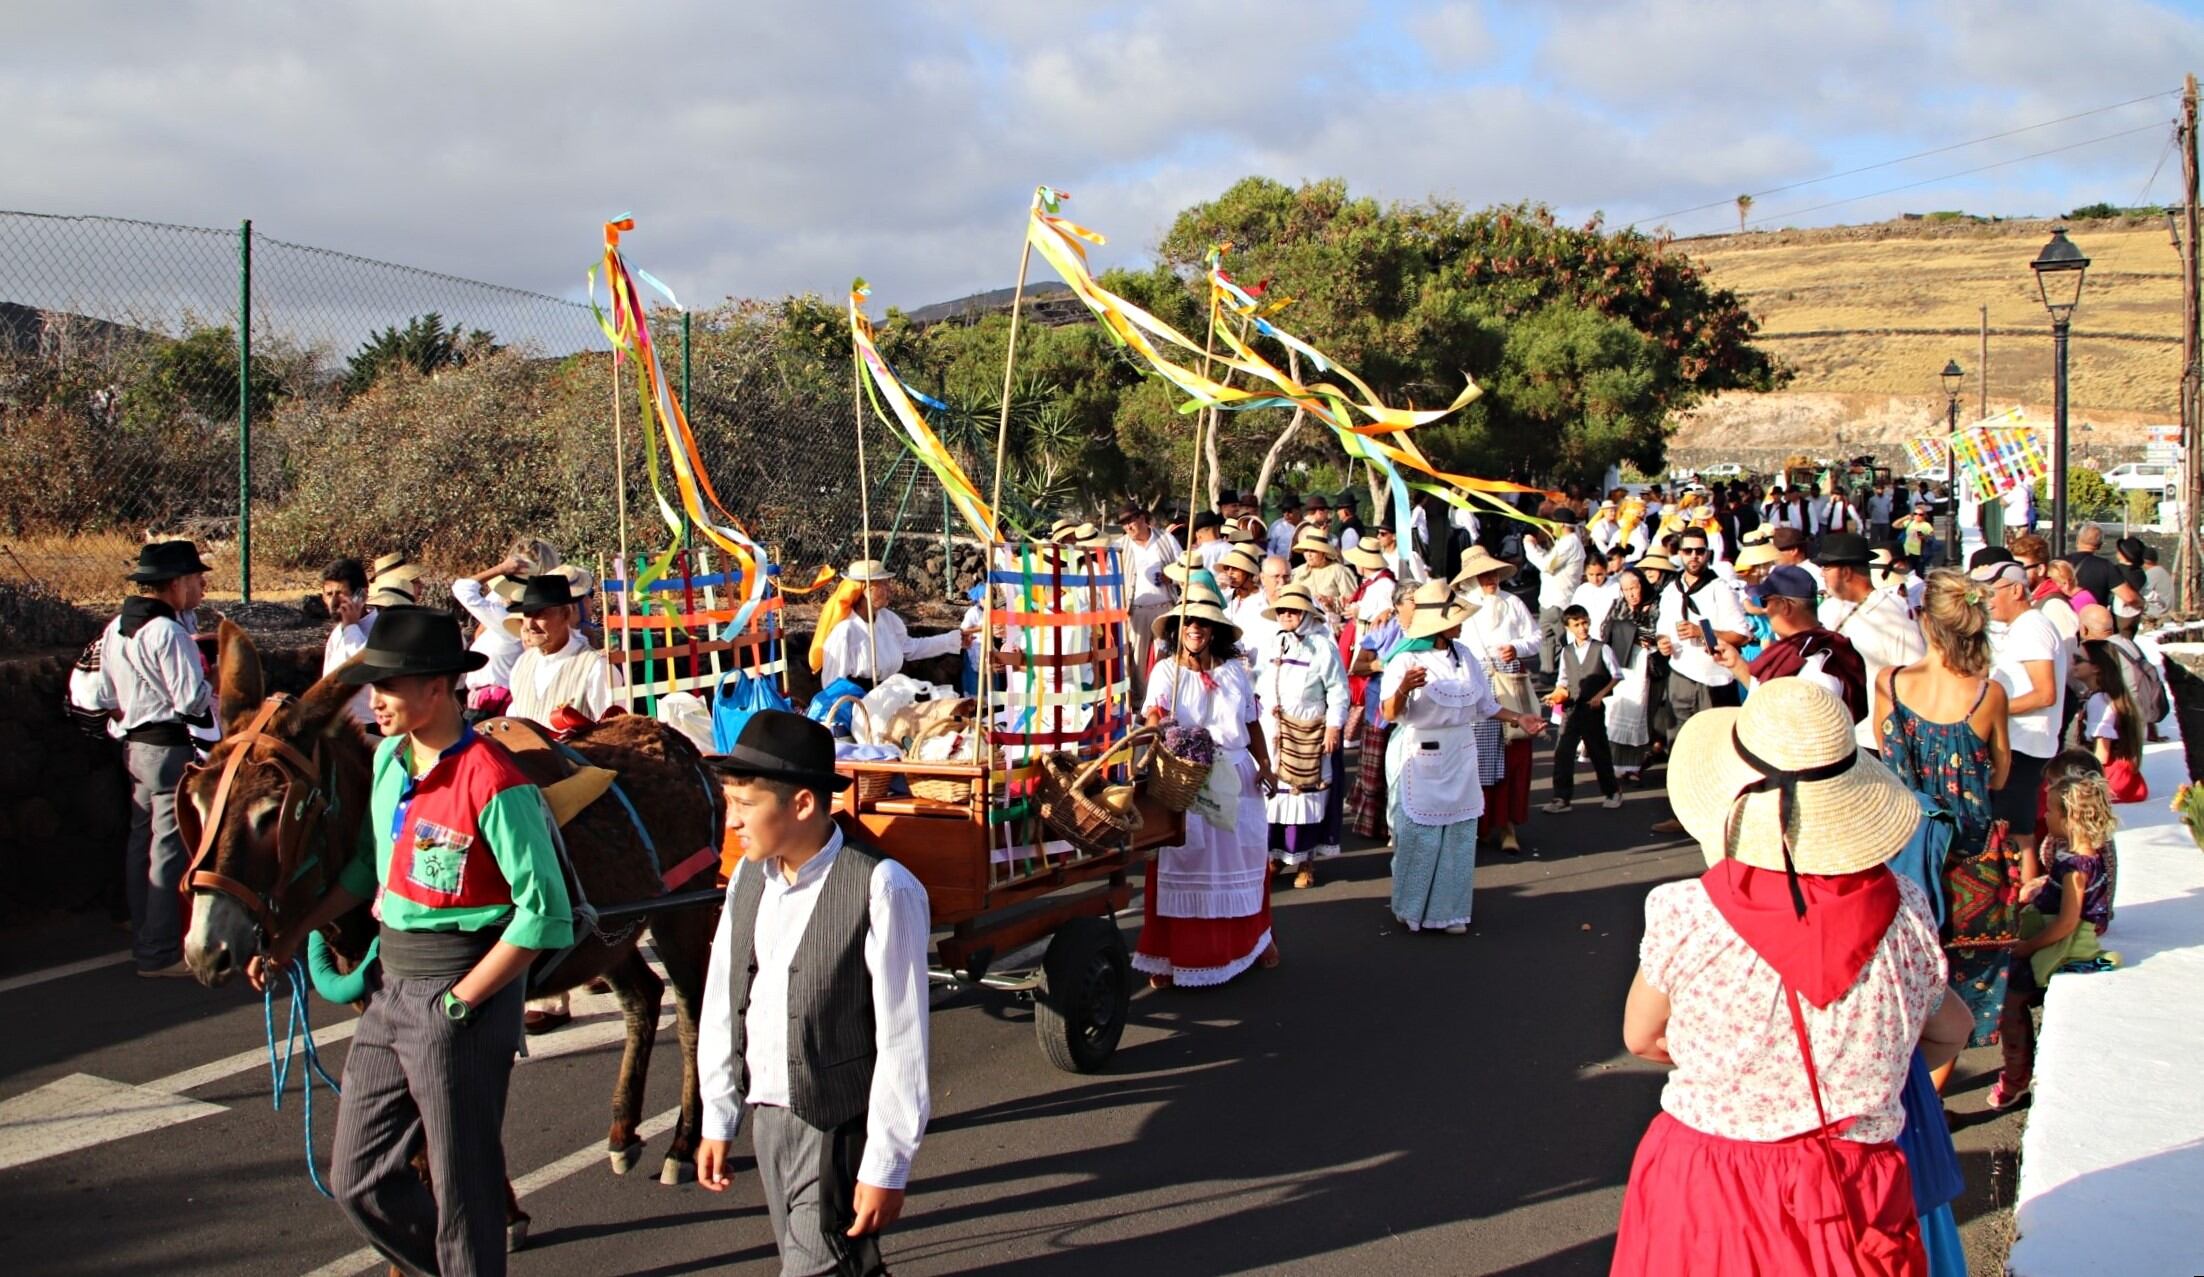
[154,1021,360,1095]
[298,1107,684,1277]
[0,1072,224,1173]
[0,950,133,995]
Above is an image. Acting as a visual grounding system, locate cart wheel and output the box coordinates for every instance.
[1034,915,1131,1073]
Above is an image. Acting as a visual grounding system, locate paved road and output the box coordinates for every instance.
[0,755,2026,1275]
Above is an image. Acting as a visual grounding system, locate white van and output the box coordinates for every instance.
[2102,462,2177,493]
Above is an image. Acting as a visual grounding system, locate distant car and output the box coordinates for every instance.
[2102,462,2178,493]
[1699,462,1744,478]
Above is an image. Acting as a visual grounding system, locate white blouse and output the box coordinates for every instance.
[1253,627,1350,729]
[1144,656,1257,753]
[1458,587,1540,665]
[1378,642,1500,733]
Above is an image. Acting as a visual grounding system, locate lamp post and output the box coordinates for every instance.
[2031,227,2090,556]
[1940,360,1965,561]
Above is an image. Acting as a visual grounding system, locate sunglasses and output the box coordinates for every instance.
[1679,546,1709,555]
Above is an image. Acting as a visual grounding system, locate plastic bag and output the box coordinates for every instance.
[712,668,793,753]
[657,691,716,756]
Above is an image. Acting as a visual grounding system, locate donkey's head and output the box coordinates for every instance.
[181,621,370,986]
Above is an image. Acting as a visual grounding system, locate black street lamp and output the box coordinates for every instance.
[2031,227,2090,555]
[1940,360,1965,562]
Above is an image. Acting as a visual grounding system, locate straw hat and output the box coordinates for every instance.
[1668,679,1920,875]
[366,570,419,608]
[1226,523,1261,545]
[1344,542,1387,571]
[1291,526,1337,559]
[1634,552,1676,575]
[843,559,894,583]
[1264,581,1319,621]
[1049,518,1103,545]
[1216,544,1264,578]
[1162,551,1210,584]
[1452,545,1516,586]
[1152,592,1240,644]
[1402,579,1476,641]
[1733,542,1782,573]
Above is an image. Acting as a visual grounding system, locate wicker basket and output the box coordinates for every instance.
[826,695,894,803]
[1148,737,1213,813]
[1034,738,1146,855]
[906,718,981,804]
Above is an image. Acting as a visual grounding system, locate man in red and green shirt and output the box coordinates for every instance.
[254,606,570,1277]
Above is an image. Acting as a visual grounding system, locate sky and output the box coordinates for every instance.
[5,0,2204,322]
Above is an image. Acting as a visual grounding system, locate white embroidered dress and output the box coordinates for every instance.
[1141,657,1268,919]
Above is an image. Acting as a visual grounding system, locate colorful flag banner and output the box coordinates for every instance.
[1950,408,2048,502]
[1902,435,1949,477]
[849,281,1001,541]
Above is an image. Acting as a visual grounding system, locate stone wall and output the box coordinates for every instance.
[0,641,323,922]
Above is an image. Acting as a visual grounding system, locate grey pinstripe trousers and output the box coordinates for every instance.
[331,974,525,1277]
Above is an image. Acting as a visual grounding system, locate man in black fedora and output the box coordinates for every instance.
[697,710,931,1276]
[80,540,218,976]
[249,605,572,1277]
[504,573,616,725]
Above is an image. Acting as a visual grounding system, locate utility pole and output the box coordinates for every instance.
[1978,305,1989,423]
[2181,74,2201,612]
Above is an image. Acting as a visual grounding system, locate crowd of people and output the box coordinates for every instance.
[70,460,2174,1273]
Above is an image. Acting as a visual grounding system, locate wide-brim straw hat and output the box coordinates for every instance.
[1264,582,1318,621]
[488,574,527,604]
[1216,545,1264,578]
[1668,679,1920,876]
[1344,543,1387,571]
[1162,552,1210,584]
[372,551,416,578]
[843,559,894,583]
[1291,526,1337,559]
[1635,553,1677,575]
[1733,543,1782,573]
[1452,545,1516,585]
[366,570,420,608]
[1402,579,1476,641]
[1226,523,1261,545]
[1152,595,1240,645]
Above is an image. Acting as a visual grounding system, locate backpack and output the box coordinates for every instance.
[710,666,793,754]
[64,634,118,742]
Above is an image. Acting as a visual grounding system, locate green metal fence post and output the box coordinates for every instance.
[237,218,253,602]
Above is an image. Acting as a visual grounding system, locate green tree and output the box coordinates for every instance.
[344,313,495,396]
[125,324,286,424]
[1111,178,1787,491]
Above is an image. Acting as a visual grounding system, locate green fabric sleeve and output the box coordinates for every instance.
[478,785,574,951]
[336,808,380,899]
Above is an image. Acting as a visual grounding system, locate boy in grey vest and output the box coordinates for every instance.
[698,711,932,1276]
[1541,604,1622,811]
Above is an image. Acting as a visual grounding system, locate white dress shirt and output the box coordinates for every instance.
[451,578,525,690]
[699,827,933,1189]
[820,609,962,687]
[1460,587,1540,665]
[509,629,618,721]
[323,610,380,725]
[1527,533,1586,611]
[98,605,218,742]
[1570,579,1621,641]
[1657,572,1750,687]
[1820,587,1927,751]
[1116,529,1183,608]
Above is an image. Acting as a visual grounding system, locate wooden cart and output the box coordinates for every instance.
[831,744,1181,1073]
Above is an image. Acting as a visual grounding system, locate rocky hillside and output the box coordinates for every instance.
[1669,214,2187,470]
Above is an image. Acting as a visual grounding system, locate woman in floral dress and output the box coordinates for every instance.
[1874,569,2012,1069]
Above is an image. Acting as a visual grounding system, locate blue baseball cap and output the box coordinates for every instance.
[1751,565,1820,605]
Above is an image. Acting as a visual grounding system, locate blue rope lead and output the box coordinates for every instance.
[264,957,343,1199]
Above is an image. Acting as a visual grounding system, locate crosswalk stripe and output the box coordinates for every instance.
[0,950,133,995]
[0,1072,225,1173]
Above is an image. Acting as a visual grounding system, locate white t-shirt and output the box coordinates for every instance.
[1988,607,2067,760]
[1657,574,1750,687]
[2086,691,2121,743]
[323,610,380,725]
[1570,579,1620,640]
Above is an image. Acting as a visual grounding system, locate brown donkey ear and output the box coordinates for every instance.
[288,666,365,741]
[215,619,265,732]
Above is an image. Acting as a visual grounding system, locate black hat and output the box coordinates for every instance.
[1278,494,1302,512]
[1968,545,2016,569]
[1549,507,1579,526]
[335,606,489,685]
[2117,536,2148,565]
[510,574,578,613]
[1814,531,1872,568]
[705,709,852,793]
[1190,510,1225,533]
[1304,493,1330,509]
[129,540,213,584]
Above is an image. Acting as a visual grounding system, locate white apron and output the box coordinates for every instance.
[1398,721,1482,826]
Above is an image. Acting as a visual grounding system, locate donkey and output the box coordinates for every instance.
[180,621,721,1203]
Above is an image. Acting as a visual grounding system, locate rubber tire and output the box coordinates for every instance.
[1033,915,1132,1073]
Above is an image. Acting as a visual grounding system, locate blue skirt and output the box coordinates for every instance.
[1389,812,1477,930]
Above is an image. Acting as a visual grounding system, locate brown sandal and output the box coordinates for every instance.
[1257,941,1282,970]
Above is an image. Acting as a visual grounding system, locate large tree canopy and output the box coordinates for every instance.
[1110,177,1787,493]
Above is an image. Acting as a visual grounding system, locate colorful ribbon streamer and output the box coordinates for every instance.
[848,281,1002,541]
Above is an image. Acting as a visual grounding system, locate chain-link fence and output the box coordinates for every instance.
[0,209,960,641]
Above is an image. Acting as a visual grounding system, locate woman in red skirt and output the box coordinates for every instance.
[1612,680,1973,1276]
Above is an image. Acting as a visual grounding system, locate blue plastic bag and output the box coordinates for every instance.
[712,667,794,754]
[806,678,867,736]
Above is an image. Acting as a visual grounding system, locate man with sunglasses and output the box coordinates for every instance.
[1654,527,1752,737]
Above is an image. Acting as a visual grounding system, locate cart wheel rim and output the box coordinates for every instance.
[1076,949,1124,1036]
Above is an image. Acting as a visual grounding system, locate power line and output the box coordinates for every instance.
[2133,130,2179,208]
[1740,120,2168,228]
[1634,88,2180,228]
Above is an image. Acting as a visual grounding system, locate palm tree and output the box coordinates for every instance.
[1736,194,1755,234]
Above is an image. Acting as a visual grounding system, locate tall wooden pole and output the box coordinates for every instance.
[1978,305,1990,424]
[2180,73,2202,612]
[984,192,1042,760]
[611,353,630,626]
[853,344,878,686]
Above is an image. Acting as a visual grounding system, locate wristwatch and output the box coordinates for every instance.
[440,990,474,1025]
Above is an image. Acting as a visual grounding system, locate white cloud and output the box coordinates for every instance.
[0,0,2198,329]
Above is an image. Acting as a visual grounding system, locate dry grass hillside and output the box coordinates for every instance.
[1670,215,2187,471]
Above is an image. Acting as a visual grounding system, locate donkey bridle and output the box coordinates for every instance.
[181,695,333,942]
